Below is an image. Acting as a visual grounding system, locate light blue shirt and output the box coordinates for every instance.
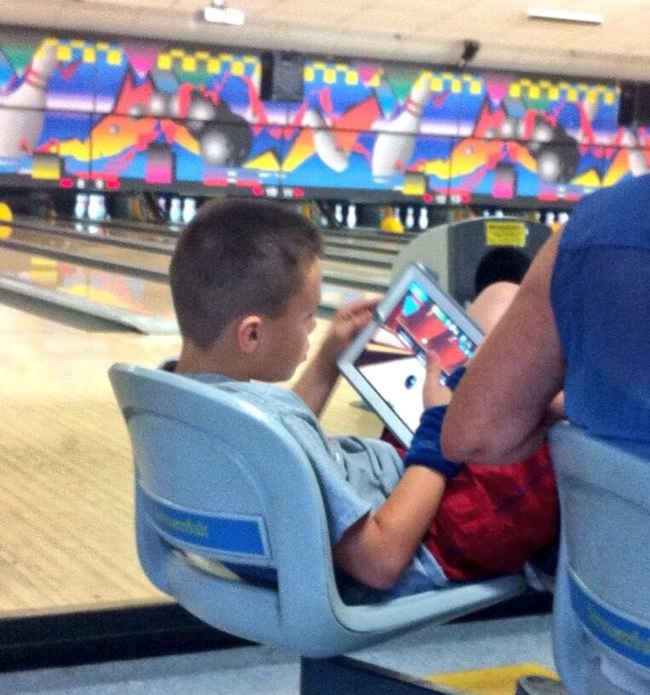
[181,369,449,600]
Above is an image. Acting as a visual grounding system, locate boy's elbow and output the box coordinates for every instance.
[334,546,408,591]
[355,558,407,591]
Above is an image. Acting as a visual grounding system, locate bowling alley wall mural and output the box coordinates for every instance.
[0,29,648,206]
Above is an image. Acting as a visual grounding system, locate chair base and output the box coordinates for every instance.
[300,655,458,695]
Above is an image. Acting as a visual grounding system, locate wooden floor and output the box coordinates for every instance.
[0,295,383,618]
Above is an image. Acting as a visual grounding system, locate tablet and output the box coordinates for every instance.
[337,262,484,447]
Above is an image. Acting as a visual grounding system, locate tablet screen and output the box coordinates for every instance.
[338,263,483,446]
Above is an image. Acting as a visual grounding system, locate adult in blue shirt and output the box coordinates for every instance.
[441,173,650,461]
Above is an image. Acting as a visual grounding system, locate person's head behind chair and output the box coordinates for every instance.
[169,198,323,380]
[474,247,531,297]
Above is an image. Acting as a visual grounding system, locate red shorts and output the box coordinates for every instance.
[382,429,558,582]
[423,443,558,581]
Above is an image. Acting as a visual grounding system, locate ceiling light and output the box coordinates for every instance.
[527,7,603,25]
[199,0,245,26]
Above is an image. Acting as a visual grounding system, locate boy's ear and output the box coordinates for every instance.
[236,315,263,354]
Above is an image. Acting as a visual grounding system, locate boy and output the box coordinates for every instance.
[167,197,557,598]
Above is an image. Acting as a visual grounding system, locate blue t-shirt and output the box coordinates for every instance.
[550,173,650,441]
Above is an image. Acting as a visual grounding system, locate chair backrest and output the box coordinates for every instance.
[109,362,527,658]
[548,421,650,695]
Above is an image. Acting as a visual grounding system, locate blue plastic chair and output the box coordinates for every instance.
[548,422,650,695]
[109,362,527,664]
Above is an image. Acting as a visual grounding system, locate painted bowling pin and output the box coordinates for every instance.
[301,108,348,172]
[371,74,431,179]
[0,42,58,159]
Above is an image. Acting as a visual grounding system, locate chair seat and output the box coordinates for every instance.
[110,362,528,658]
[548,422,650,695]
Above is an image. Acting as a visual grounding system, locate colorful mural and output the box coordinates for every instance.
[0,31,647,204]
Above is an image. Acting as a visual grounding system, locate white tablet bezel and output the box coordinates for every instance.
[337,262,484,447]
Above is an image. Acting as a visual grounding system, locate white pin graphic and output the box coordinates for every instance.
[371,74,431,179]
[302,108,348,173]
[0,42,58,160]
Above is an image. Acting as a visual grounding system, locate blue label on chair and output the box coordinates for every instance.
[143,490,269,559]
[569,574,650,667]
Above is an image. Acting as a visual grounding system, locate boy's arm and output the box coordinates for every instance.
[333,357,457,591]
[333,466,446,590]
[293,296,377,416]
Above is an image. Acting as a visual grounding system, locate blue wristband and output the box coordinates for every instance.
[403,405,463,478]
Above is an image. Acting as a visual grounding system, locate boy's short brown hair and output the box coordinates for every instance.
[169,197,323,349]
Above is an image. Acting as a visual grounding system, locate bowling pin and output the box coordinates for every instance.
[98,194,107,221]
[74,193,88,220]
[405,206,415,230]
[302,109,348,172]
[0,43,58,159]
[346,203,357,229]
[87,194,100,221]
[158,196,167,216]
[182,197,197,224]
[418,206,429,230]
[334,203,344,225]
[169,197,182,225]
[371,73,431,179]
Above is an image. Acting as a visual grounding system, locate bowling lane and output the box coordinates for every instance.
[4,218,395,291]
[0,219,393,330]
[68,217,403,268]
[0,246,177,333]
[326,235,410,255]
[3,222,171,276]
[13,216,404,271]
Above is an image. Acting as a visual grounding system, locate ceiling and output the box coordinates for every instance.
[1,0,648,83]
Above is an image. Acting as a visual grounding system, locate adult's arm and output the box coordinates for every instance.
[441,233,566,463]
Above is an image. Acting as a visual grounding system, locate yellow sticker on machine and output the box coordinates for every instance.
[485,220,527,247]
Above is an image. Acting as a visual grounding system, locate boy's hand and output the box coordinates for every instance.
[319,295,379,364]
[293,295,378,417]
[421,353,452,408]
